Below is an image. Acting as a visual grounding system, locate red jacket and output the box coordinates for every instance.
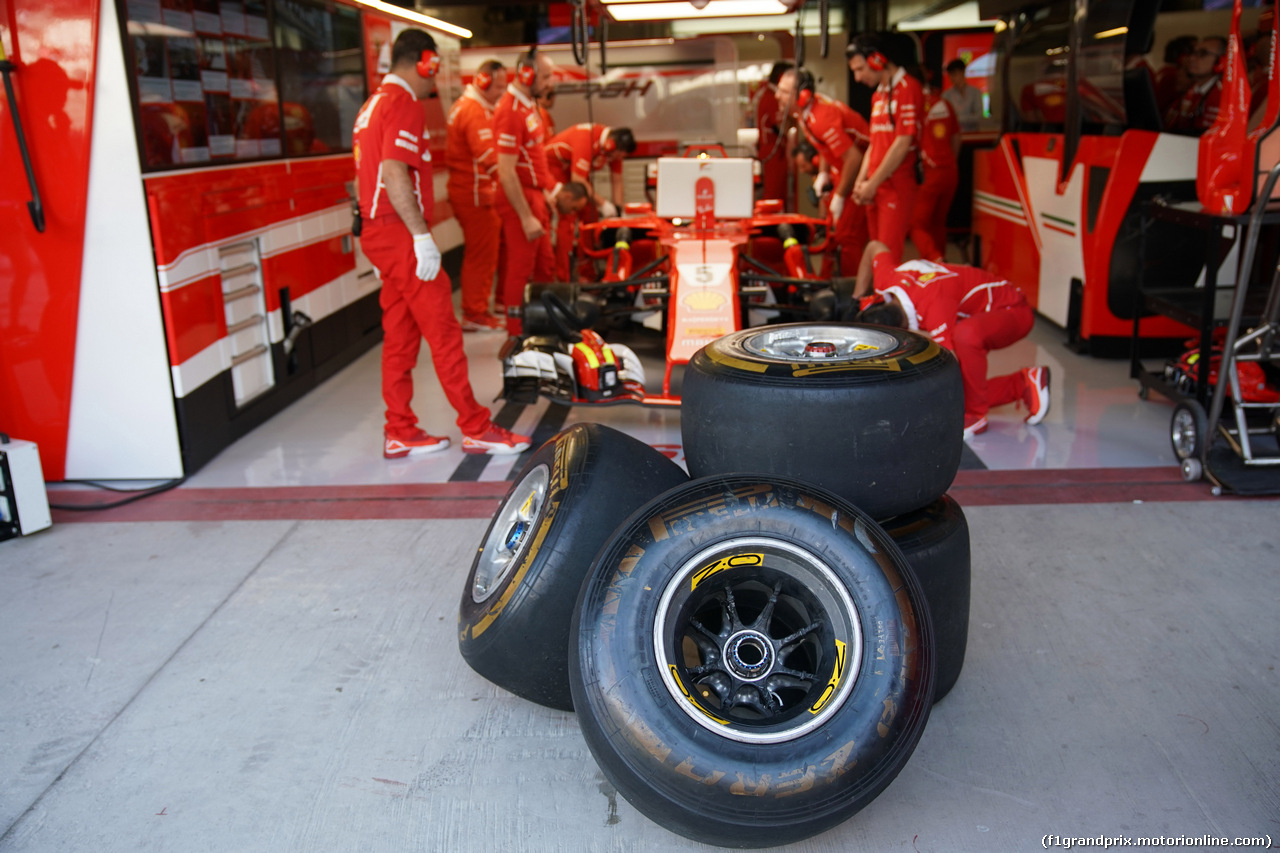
[873,254,1027,350]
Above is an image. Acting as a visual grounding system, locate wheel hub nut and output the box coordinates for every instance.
[725,630,774,680]
[803,341,837,358]
[504,520,528,552]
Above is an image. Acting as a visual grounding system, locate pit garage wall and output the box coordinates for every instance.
[0,0,180,481]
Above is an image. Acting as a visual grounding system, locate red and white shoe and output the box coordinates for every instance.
[1023,366,1051,425]
[963,414,988,441]
[461,312,505,333]
[384,430,451,459]
[462,423,532,455]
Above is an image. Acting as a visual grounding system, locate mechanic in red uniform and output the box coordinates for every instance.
[775,67,870,278]
[753,61,793,203]
[859,240,1051,440]
[909,88,960,263]
[352,29,531,458]
[545,123,636,281]
[445,58,506,332]
[1166,36,1226,135]
[847,32,925,296]
[494,46,558,335]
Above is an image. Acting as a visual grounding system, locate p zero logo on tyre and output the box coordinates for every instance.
[690,553,763,590]
[809,639,848,714]
[668,665,730,725]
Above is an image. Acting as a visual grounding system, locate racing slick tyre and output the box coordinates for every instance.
[459,423,688,711]
[682,323,964,521]
[569,475,935,848]
[881,495,970,703]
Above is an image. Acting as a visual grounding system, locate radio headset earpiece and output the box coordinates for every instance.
[517,45,538,87]
[867,50,887,71]
[475,69,492,91]
[416,49,440,78]
[603,134,616,154]
[795,69,816,111]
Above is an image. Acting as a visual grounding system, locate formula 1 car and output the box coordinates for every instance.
[499,148,849,407]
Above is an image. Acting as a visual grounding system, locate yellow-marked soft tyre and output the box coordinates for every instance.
[681,323,963,520]
[458,424,688,711]
[569,475,934,848]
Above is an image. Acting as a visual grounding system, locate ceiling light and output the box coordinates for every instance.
[350,0,473,39]
[605,0,789,22]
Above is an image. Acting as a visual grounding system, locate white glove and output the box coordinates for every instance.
[812,171,832,197]
[413,232,441,281]
[828,193,845,222]
[598,199,619,219]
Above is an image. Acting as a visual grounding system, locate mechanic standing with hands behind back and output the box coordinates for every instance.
[494,46,558,335]
[847,31,925,297]
[352,28,531,459]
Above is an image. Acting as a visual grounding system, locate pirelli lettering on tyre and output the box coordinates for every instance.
[690,553,763,590]
[809,638,847,714]
[668,666,730,725]
[646,484,778,541]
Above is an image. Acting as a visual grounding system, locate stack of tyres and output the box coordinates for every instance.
[457,324,971,847]
[679,323,972,702]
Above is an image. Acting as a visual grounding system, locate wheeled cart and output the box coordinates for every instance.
[1131,170,1280,495]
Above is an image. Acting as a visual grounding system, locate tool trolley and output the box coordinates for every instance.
[1132,167,1280,496]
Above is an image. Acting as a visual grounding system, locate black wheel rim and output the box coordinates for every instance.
[472,464,550,603]
[653,536,862,744]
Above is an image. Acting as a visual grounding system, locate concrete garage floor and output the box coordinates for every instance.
[3,502,1278,852]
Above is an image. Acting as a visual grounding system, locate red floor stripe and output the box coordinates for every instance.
[45,467,1274,524]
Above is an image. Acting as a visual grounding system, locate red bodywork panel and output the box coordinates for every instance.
[0,0,99,479]
[973,132,1195,344]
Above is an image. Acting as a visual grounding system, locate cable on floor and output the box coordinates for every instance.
[49,478,186,511]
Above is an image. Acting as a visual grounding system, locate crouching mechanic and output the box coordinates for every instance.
[352,28,531,458]
[857,240,1051,439]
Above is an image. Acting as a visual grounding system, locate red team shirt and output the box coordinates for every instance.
[444,87,498,207]
[545,123,623,187]
[1166,76,1223,134]
[873,255,1025,350]
[353,74,433,224]
[494,86,554,192]
[867,68,924,178]
[920,97,960,170]
[799,93,870,181]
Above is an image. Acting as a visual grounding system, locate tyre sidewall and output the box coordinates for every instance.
[571,476,934,846]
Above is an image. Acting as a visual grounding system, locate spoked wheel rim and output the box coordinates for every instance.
[741,325,899,362]
[472,464,550,604]
[653,537,862,744]
[1171,407,1200,460]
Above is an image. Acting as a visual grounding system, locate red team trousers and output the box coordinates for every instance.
[496,188,555,334]
[448,190,502,318]
[358,220,491,438]
[909,164,958,262]
[954,302,1036,419]
[866,170,918,261]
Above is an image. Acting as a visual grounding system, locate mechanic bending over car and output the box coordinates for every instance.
[545,123,637,281]
[775,67,870,278]
[857,240,1051,441]
[846,32,925,298]
[351,28,531,458]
